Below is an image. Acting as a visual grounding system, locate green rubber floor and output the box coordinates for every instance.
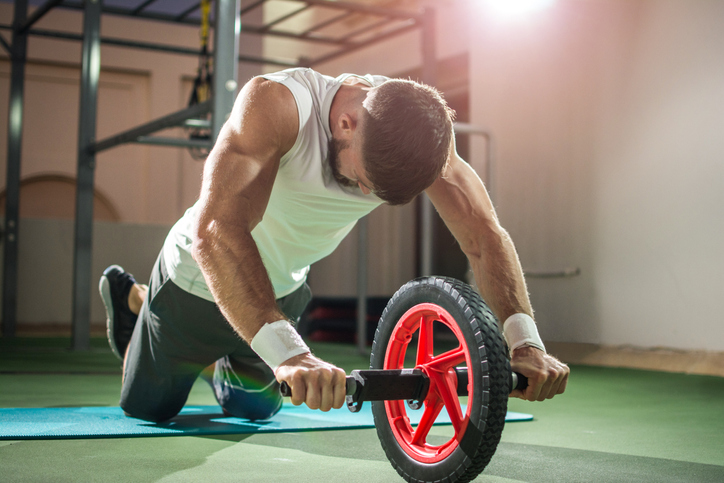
[2,337,723,482]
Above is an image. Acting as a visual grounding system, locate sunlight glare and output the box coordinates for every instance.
[484,0,556,18]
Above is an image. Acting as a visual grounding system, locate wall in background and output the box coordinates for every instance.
[469,0,724,351]
[0,218,171,326]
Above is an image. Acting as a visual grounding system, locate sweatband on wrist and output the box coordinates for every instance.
[250,320,310,371]
[503,313,546,354]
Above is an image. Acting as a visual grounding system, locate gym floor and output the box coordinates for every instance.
[1,337,723,482]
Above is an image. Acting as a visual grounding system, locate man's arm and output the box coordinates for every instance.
[191,77,346,411]
[425,142,569,401]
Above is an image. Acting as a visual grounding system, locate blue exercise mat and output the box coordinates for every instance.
[0,404,532,440]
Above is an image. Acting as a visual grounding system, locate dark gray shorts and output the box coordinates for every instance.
[120,254,311,422]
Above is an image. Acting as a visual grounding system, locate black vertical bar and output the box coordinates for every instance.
[356,216,368,355]
[419,7,436,277]
[211,0,240,142]
[71,0,102,351]
[2,0,29,339]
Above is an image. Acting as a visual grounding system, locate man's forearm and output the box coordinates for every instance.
[192,227,286,343]
[469,225,533,326]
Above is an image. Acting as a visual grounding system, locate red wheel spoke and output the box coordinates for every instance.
[416,316,434,365]
[410,396,443,447]
[441,378,465,434]
[390,413,411,434]
[426,346,466,372]
[429,371,465,435]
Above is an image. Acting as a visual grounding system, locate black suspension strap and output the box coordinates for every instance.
[187,0,213,160]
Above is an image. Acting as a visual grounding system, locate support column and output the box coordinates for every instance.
[71,0,102,351]
[356,216,368,355]
[2,0,28,339]
[211,0,241,142]
[419,7,436,277]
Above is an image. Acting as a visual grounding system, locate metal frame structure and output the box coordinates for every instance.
[1,0,437,351]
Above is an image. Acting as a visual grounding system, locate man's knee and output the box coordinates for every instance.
[120,396,184,423]
[120,374,194,423]
[215,379,283,421]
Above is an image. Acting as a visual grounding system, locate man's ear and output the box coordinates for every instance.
[337,112,358,139]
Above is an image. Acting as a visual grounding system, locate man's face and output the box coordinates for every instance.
[327,136,374,195]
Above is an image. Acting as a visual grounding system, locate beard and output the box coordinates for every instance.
[327,137,356,188]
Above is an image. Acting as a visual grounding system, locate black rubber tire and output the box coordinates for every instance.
[370,276,511,483]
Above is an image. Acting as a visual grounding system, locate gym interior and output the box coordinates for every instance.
[1,1,723,482]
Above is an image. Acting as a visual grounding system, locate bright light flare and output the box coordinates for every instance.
[484,0,557,18]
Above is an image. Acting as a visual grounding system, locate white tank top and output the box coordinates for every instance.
[162,68,388,301]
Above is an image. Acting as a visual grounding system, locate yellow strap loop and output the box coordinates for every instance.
[200,0,211,49]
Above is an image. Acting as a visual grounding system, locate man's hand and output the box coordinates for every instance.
[510,346,569,401]
[275,353,347,411]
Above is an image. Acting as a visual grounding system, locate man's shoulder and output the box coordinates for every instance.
[246,75,294,97]
[259,68,330,93]
[254,69,321,115]
[242,76,297,118]
[225,76,299,155]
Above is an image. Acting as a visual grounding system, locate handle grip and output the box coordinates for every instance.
[280,381,292,397]
[511,372,528,391]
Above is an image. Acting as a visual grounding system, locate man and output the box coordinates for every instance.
[100,68,569,423]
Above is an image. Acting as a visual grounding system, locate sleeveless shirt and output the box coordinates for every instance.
[161,68,388,301]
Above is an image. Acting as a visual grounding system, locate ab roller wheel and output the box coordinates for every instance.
[280,276,522,482]
[370,277,511,483]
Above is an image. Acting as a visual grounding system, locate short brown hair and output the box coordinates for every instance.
[361,79,455,205]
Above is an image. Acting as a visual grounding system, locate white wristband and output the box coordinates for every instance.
[251,320,310,372]
[503,313,546,355]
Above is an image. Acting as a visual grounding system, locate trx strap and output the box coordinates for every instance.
[187,0,213,160]
[189,0,213,106]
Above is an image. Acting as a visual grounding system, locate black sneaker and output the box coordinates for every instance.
[99,265,138,360]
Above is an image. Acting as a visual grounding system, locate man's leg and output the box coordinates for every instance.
[106,255,237,422]
[128,284,147,315]
[100,261,313,422]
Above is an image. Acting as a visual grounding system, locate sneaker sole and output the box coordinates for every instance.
[99,274,123,360]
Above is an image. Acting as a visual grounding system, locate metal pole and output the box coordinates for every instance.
[18,0,65,34]
[0,26,298,68]
[211,0,241,143]
[307,21,417,67]
[133,137,214,149]
[71,0,102,351]
[356,216,368,355]
[2,0,28,339]
[0,33,11,55]
[302,0,415,19]
[419,7,436,277]
[453,122,494,200]
[92,101,212,153]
